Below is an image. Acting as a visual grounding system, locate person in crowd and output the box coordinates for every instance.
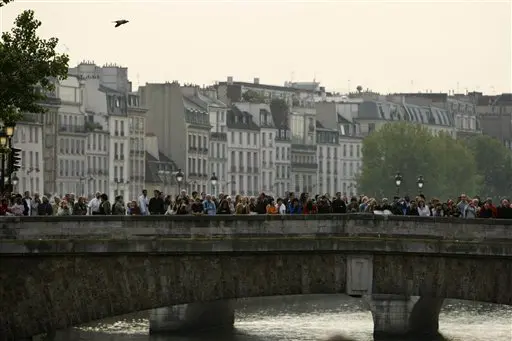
[112,196,126,215]
[57,200,71,216]
[37,196,53,216]
[88,192,101,215]
[265,197,278,214]
[217,198,231,214]
[73,197,88,215]
[138,189,150,216]
[203,194,216,215]
[148,190,165,215]
[129,200,141,215]
[99,194,111,215]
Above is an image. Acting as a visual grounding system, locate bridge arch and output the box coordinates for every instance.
[1,252,510,339]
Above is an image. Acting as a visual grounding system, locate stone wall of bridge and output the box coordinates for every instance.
[1,214,512,339]
[1,214,512,242]
[1,253,511,339]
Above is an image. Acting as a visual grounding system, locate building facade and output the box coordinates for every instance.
[144,134,178,195]
[55,76,88,196]
[234,103,278,196]
[316,123,339,196]
[70,62,144,200]
[128,92,147,197]
[226,107,260,196]
[11,114,44,195]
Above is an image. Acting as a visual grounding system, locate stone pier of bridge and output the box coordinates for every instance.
[149,300,235,334]
[365,295,445,339]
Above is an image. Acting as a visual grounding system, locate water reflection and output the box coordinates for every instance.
[48,295,512,341]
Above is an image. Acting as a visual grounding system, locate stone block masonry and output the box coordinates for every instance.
[1,214,512,339]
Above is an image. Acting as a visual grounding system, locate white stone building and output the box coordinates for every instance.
[316,123,339,196]
[55,76,88,196]
[127,92,147,197]
[70,62,143,200]
[205,91,229,195]
[226,106,260,196]
[235,102,278,196]
[11,116,44,195]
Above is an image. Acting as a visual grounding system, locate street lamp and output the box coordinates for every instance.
[417,175,424,194]
[395,172,403,197]
[5,124,14,138]
[176,169,184,193]
[210,172,218,196]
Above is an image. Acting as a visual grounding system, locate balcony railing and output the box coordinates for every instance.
[211,132,227,141]
[60,125,86,133]
[291,162,318,170]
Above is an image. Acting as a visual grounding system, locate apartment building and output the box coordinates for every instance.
[226,106,260,196]
[70,62,144,200]
[234,103,278,196]
[272,116,291,198]
[316,123,339,195]
[144,134,179,195]
[128,92,147,197]
[55,76,88,196]
[11,114,44,195]
[206,90,229,195]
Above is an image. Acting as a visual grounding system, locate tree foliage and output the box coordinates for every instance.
[463,135,512,198]
[0,0,13,7]
[0,10,69,123]
[357,123,479,200]
[241,90,265,103]
[270,98,289,116]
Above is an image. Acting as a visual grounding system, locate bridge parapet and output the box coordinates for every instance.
[1,214,512,241]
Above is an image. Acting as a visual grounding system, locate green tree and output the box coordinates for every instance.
[357,123,478,199]
[430,132,479,198]
[0,0,13,7]
[464,134,512,199]
[0,10,69,123]
[241,90,265,103]
[270,98,289,119]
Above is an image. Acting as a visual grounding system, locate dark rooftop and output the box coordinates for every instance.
[226,106,260,131]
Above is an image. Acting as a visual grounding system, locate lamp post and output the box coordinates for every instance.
[210,172,218,196]
[175,169,184,194]
[395,172,403,197]
[0,131,9,193]
[417,175,424,195]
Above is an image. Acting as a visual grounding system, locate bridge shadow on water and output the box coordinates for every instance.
[43,294,509,341]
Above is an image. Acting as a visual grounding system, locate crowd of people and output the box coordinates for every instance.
[2,189,512,219]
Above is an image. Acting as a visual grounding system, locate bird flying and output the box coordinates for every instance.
[113,20,129,28]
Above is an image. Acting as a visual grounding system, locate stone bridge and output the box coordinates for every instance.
[0,214,511,340]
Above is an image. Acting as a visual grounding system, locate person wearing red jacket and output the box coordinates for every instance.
[303,198,318,214]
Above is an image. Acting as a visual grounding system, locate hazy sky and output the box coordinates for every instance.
[1,0,511,94]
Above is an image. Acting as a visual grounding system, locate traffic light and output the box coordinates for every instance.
[9,148,21,174]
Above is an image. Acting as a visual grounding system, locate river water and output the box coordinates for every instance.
[50,295,511,341]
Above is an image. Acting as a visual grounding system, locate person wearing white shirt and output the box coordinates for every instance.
[277,198,287,215]
[417,201,431,217]
[88,192,101,215]
[138,189,149,215]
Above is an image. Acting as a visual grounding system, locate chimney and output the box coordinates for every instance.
[254,77,260,85]
[227,76,233,85]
